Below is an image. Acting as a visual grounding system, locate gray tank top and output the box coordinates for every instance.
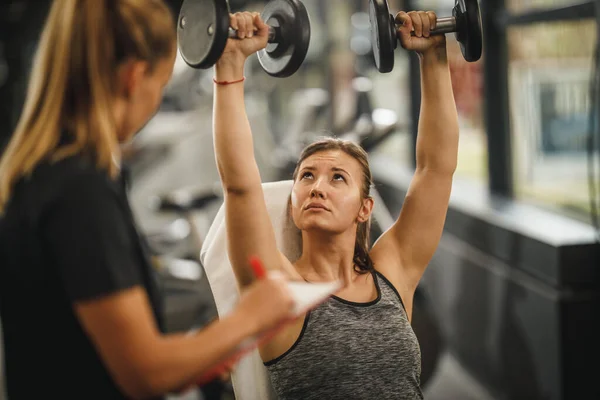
[264,270,423,400]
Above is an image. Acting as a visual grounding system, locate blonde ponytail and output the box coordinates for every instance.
[0,0,175,213]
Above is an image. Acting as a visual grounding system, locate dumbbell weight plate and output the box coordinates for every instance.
[177,0,230,69]
[369,0,396,73]
[454,0,483,62]
[368,0,483,69]
[257,0,311,78]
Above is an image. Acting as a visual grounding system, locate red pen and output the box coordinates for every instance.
[249,256,267,279]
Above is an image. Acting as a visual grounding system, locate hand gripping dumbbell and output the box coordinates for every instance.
[369,0,483,73]
[177,0,311,78]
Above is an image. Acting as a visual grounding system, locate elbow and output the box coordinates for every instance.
[122,385,157,400]
[415,143,459,175]
[113,369,163,400]
[441,161,457,176]
[415,159,457,176]
[223,184,252,197]
[221,178,262,197]
[111,357,175,399]
[216,164,260,195]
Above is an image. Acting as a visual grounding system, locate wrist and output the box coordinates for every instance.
[418,43,449,65]
[215,55,246,81]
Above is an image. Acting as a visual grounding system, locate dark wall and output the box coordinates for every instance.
[371,155,600,400]
[0,1,52,153]
[0,0,187,155]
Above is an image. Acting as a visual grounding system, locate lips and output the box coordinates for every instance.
[305,203,329,211]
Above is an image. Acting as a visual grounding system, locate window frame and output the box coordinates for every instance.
[405,0,597,198]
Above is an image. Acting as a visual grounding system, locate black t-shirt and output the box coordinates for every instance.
[0,154,166,399]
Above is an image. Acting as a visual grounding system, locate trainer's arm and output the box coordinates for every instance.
[75,287,257,399]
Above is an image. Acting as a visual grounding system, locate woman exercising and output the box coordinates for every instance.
[213,9,459,399]
[0,1,295,399]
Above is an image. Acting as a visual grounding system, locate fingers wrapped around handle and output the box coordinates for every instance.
[230,11,263,39]
[395,10,445,52]
[395,11,438,38]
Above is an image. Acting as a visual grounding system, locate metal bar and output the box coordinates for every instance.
[482,0,513,196]
[497,1,595,26]
[405,0,420,168]
[409,16,456,36]
[228,26,277,42]
[431,16,456,34]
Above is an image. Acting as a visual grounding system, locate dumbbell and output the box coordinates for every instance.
[369,0,483,73]
[177,0,311,78]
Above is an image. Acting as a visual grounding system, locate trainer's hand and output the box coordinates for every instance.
[220,12,269,63]
[236,271,295,335]
[396,11,446,55]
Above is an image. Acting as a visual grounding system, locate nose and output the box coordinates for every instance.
[310,179,326,199]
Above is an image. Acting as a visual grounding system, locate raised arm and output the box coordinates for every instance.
[372,11,459,291]
[213,12,297,286]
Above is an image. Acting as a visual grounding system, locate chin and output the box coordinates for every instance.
[299,217,342,235]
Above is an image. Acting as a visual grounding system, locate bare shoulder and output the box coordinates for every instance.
[279,251,303,281]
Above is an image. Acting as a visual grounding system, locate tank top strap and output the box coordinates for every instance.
[373,270,408,314]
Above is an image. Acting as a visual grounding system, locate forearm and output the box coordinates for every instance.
[213,59,262,193]
[416,46,459,173]
[141,309,255,396]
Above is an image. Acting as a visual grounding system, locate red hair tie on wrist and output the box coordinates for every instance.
[213,76,246,85]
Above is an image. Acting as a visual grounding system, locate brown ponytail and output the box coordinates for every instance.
[292,137,375,274]
[0,0,175,213]
[354,216,374,273]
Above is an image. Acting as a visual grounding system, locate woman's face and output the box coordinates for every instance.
[291,150,372,235]
[117,49,176,142]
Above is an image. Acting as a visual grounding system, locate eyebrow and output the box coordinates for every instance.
[301,166,351,175]
[332,167,350,175]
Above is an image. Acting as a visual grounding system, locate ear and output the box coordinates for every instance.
[119,60,149,100]
[357,196,374,223]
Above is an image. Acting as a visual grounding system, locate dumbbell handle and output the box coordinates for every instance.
[404,16,456,36]
[228,25,279,42]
